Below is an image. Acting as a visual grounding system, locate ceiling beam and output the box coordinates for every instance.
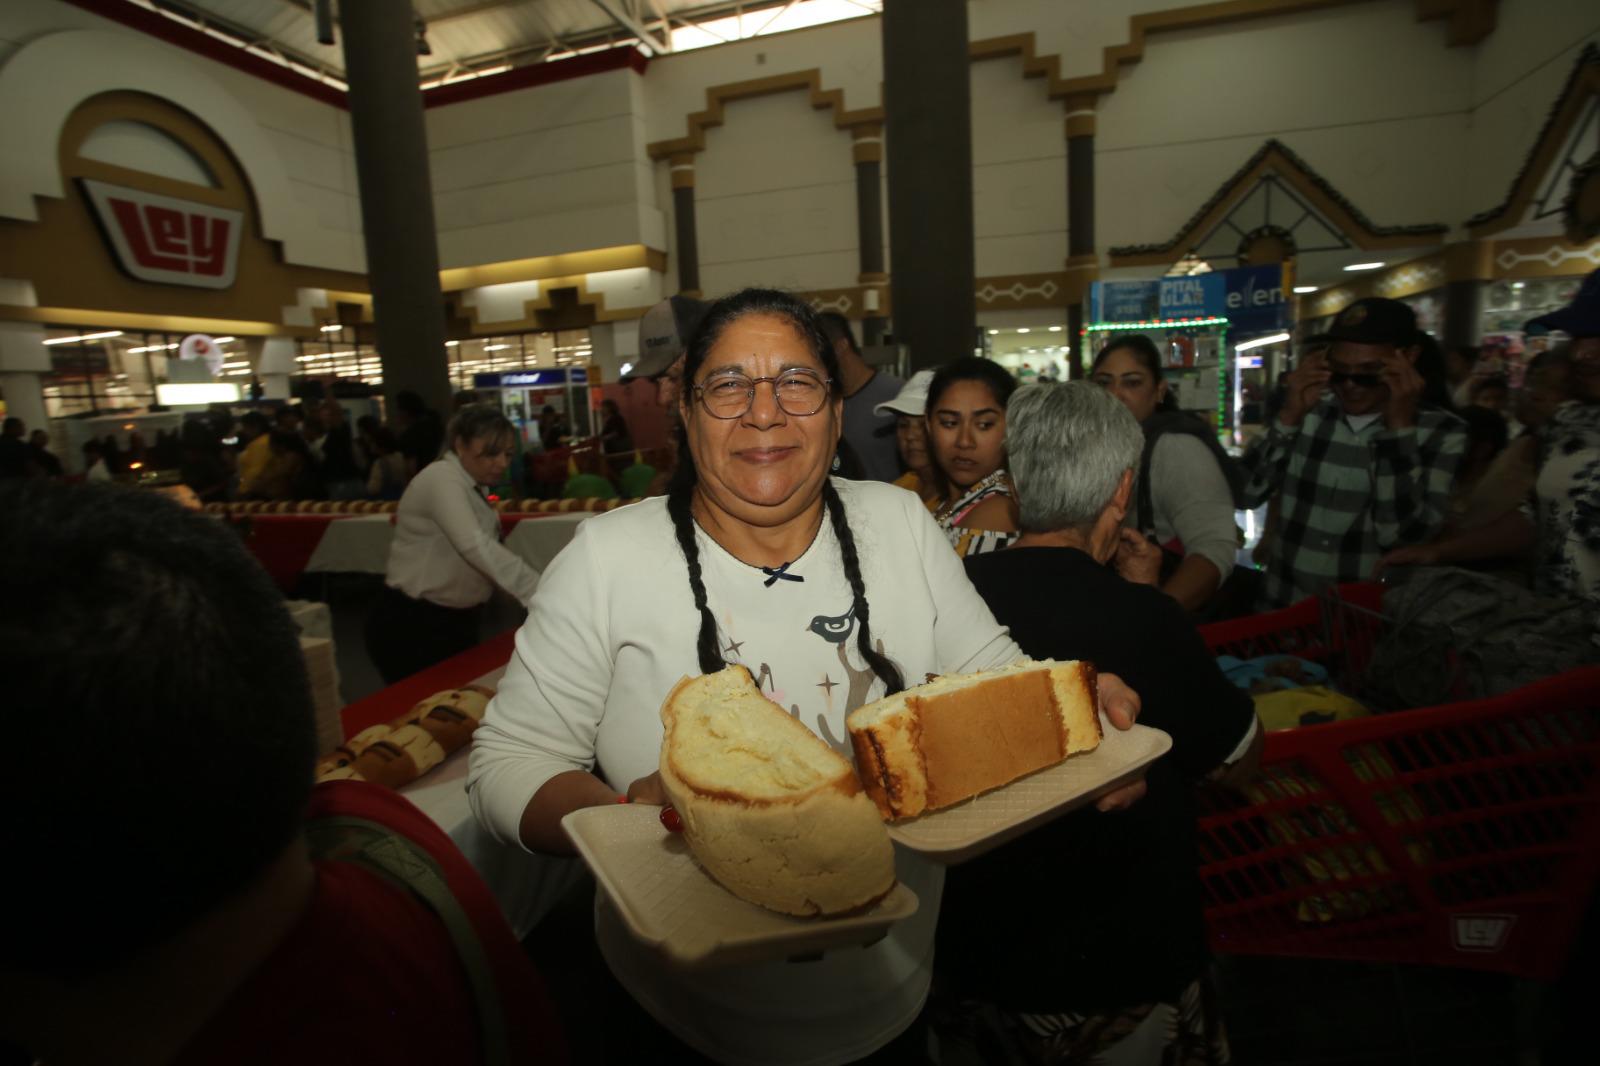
[589,0,669,54]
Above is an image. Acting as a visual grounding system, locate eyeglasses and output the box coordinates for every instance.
[692,369,834,419]
[1329,372,1383,387]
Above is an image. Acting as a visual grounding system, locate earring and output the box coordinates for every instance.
[831,453,841,473]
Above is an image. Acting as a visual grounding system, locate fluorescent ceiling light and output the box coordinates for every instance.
[43,330,122,345]
[1293,286,1318,294]
[619,362,634,376]
[320,323,344,332]
[986,329,999,335]
[156,382,242,405]
[1016,327,1030,334]
[484,344,512,352]
[1235,332,1292,352]
[1048,326,1063,332]
[1343,262,1385,272]
[445,340,460,347]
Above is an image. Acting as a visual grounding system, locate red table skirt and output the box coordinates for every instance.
[339,630,517,741]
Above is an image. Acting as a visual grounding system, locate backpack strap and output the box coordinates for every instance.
[306,815,512,1066]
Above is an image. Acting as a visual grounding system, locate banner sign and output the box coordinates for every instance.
[1091,264,1288,331]
[81,179,243,290]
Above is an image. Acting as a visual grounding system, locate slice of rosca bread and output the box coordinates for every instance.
[658,666,896,918]
[403,685,495,750]
[846,660,1101,821]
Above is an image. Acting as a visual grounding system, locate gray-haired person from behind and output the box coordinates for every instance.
[940,380,1262,1064]
[1007,381,1154,579]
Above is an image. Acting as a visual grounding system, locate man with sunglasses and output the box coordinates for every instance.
[1241,297,1466,607]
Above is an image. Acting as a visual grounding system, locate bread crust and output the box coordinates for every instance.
[847,661,1101,820]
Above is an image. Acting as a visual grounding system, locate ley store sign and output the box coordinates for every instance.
[80,179,244,290]
[1091,264,1289,332]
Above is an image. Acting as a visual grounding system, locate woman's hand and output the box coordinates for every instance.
[1113,528,1163,586]
[1092,671,1145,811]
[626,770,669,805]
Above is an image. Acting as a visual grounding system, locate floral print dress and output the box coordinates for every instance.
[931,468,1020,557]
[1531,402,1600,645]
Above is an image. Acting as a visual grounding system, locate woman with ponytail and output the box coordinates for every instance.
[469,288,1141,1065]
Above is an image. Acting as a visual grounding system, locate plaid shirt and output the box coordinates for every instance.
[1242,400,1466,607]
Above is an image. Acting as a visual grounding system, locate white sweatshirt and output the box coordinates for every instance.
[384,451,540,608]
[469,478,1021,1065]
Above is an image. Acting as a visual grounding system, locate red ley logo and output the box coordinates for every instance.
[80,179,243,290]
[1452,913,1516,953]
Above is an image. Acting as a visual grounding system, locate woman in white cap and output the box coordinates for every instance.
[874,369,941,503]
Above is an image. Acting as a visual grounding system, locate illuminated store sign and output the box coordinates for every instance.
[474,368,589,388]
[80,179,244,290]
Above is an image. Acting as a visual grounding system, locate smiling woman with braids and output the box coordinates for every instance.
[468,288,1141,1065]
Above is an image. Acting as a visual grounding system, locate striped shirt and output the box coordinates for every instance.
[1242,400,1466,608]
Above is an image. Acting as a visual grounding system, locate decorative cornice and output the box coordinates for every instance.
[967,1,1494,106]
[646,69,883,160]
[650,4,1499,160]
[1108,139,1448,266]
[1562,153,1600,245]
[1467,44,1600,237]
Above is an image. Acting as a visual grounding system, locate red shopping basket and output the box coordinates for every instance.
[1201,582,1404,705]
[1192,666,1600,979]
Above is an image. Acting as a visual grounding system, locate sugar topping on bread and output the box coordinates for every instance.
[659,667,896,918]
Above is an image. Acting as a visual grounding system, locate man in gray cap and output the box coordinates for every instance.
[625,294,708,413]
[625,294,707,494]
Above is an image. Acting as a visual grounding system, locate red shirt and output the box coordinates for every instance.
[174,782,564,1065]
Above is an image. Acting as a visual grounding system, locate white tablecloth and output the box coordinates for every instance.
[303,515,396,576]
[304,512,594,583]
[398,666,588,937]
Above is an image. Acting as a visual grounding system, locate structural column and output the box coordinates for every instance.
[0,321,49,439]
[1440,241,1492,353]
[669,153,702,297]
[1064,100,1098,380]
[882,0,974,370]
[338,0,451,416]
[852,125,889,346]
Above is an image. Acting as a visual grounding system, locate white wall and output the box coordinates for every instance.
[426,68,659,267]
[3,0,1593,305]
[1096,3,1473,251]
[970,53,1067,277]
[640,17,883,146]
[1465,1,1600,228]
[692,90,860,297]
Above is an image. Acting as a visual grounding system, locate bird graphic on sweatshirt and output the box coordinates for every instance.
[807,605,855,644]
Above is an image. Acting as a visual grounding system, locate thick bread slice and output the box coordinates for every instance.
[846,660,1101,821]
[658,666,896,918]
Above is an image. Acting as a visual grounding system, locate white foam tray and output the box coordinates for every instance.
[562,803,919,969]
